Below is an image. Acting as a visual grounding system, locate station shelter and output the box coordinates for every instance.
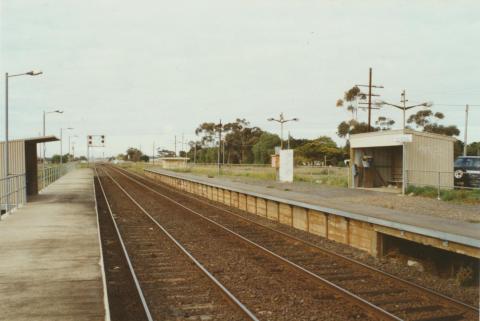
[158,157,189,169]
[0,136,59,206]
[349,129,455,191]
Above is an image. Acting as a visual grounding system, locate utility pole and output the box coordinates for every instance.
[368,68,372,131]
[174,135,177,156]
[287,131,291,149]
[217,120,222,175]
[181,133,184,156]
[222,140,225,164]
[152,141,155,164]
[356,68,383,131]
[464,104,469,156]
[194,143,197,164]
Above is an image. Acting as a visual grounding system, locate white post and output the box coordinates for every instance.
[60,128,63,165]
[464,104,469,156]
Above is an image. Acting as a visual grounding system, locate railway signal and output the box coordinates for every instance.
[87,134,106,163]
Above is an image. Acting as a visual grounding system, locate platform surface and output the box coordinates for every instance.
[147,168,480,247]
[0,168,107,321]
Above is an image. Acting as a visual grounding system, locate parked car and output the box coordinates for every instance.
[454,156,480,188]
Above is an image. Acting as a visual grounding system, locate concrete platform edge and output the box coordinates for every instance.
[145,168,480,248]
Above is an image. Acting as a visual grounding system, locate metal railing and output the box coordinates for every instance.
[0,173,27,219]
[38,162,78,191]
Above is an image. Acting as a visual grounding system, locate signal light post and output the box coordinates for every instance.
[87,135,106,164]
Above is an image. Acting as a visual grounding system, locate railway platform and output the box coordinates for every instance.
[144,168,480,259]
[0,168,107,321]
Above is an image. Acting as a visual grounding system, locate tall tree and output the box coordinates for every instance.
[407,110,459,136]
[336,86,385,139]
[126,147,143,162]
[337,119,378,139]
[195,122,218,146]
[224,119,263,163]
[251,132,281,164]
[295,136,344,165]
[336,86,366,120]
[375,116,395,131]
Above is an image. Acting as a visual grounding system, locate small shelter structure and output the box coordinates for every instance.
[0,136,59,200]
[159,157,189,169]
[349,129,455,191]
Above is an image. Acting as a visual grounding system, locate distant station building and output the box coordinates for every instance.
[158,157,189,169]
[0,136,59,202]
[349,129,455,191]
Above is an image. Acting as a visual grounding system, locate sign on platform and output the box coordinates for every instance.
[394,134,413,143]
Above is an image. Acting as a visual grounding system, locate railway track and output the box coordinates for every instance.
[98,164,403,321]
[95,176,152,321]
[107,164,479,321]
[95,167,258,321]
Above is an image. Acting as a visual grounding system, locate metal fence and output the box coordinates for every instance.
[38,162,78,191]
[0,162,78,220]
[406,169,480,199]
[0,173,27,219]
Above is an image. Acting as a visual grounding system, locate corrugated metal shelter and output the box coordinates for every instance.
[349,129,456,190]
[0,136,59,198]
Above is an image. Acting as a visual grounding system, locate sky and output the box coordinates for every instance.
[1,0,479,158]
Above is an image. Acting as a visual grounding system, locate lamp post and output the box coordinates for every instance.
[43,110,63,188]
[4,70,43,178]
[68,135,78,161]
[378,90,432,129]
[267,112,299,149]
[377,91,432,196]
[60,127,74,165]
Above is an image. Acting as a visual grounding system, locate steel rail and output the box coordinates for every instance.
[97,166,260,321]
[92,170,111,321]
[95,167,154,321]
[103,165,403,321]
[115,166,479,314]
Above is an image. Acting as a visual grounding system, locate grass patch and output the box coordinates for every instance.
[294,174,348,187]
[406,185,480,204]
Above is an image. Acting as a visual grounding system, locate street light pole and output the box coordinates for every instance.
[4,70,42,212]
[5,73,9,179]
[379,91,432,130]
[267,113,299,150]
[43,110,63,188]
[68,135,77,161]
[60,127,74,165]
[378,92,431,196]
